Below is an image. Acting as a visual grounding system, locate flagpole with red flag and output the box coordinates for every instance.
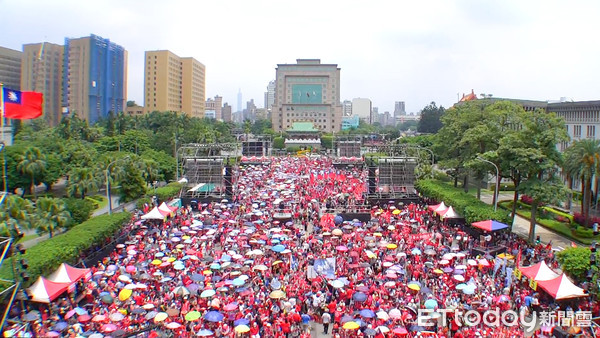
[0,82,6,192]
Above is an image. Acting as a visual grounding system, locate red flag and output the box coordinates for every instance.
[516,250,522,267]
[2,87,43,119]
[571,242,578,248]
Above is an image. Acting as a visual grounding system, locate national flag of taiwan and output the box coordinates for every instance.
[2,87,43,119]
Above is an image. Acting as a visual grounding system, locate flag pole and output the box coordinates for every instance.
[0,83,6,192]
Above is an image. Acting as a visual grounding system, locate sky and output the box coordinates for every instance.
[2,0,600,114]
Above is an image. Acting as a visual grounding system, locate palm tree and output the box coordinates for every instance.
[34,197,71,238]
[140,158,160,187]
[17,147,46,199]
[563,139,600,227]
[67,167,99,199]
[0,195,34,237]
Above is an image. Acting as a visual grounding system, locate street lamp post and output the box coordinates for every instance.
[476,156,499,212]
[106,156,130,216]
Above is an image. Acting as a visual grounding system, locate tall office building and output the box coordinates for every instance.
[272,59,342,132]
[21,42,64,126]
[205,95,223,120]
[63,34,127,124]
[264,80,275,111]
[0,46,22,91]
[237,89,242,113]
[222,103,232,122]
[352,98,372,123]
[144,50,205,117]
[394,101,406,116]
[342,100,352,116]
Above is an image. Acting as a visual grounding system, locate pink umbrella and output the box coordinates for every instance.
[78,315,91,323]
[336,245,348,252]
[65,309,76,319]
[126,265,136,273]
[165,322,182,329]
[92,315,106,322]
[393,326,408,335]
[223,303,238,311]
[389,309,402,319]
[101,324,117,333]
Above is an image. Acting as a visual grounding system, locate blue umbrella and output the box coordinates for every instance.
[359,309,375,318]
[334,215,344,225]
[353,292,367,302]
[222,254,232,262]
[232,278,245,286]
[411,248,422,255]
[190,273,204,282]
[424,299,438,309]
[271,244,286,252]
[340,314,354,323]
[234,318,250,326]
[204,311,224,322]
[54,322,68,331]
[197,329,214,336]
[23,312,39,322]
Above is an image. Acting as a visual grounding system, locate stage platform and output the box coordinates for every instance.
[471,245,507,257]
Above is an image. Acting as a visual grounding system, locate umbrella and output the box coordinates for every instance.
[109,313,124,322]
[389,309,402,319]
[165,322,182,329]
[360,309,375,318]
[378,326,391,333]
[235,325,250,333]
[53,322,68,331]
[92,314,107,322]
[376,310,389,320]
[424,299,438,309]
[343,321,360,330]
[131,308,146,315]
[145,311,158,320]
[364,328,377,336]
[330,280,345,289]
[411,248,422,255]
[224,302,238,311]
[101,294,114,304]
[204,310,224,322]
[185,311,201,321]
[408,283,420,291]
[166,308,180,317]
[234,318,250,326]
[393,327,408,335]
[271,244,286,252]
[197,329,214,336]
[387,243,398,249]
[23,312,39,322]
[200,289,216,298]
[173,286,191,296]
[118,289,132,301]
[78,315,91,323]
[154,312,168,323]
[353,292,367,302]
[101,324,117,333]
[269,290,286,299]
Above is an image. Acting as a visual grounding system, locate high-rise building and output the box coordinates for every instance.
[342,100,352,116]
[237,89,242,113]
[244,99,257,121]
[265,80,275,111]
[205,95,223,120]
[21,42,64,126]
[272,59,342,132]
[222,103,232,122]
[394,101,406,116]
[0,46,22,91]
[63,34,127,124]
[352,98,372,123]
[144,50,205,118]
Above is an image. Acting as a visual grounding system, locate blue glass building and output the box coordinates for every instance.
[63,34,127,124]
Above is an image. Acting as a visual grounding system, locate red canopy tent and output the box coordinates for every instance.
[47,263,91,284]
[27,277,70,303]
[428,202,446,212]
[471,220,509,232]
[536,274,587,300]
[518,261,560,281]
[440,206,460,219]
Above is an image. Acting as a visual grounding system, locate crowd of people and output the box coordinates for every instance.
[4,156,600,337]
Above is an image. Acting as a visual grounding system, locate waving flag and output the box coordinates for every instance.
[1,86,43,119]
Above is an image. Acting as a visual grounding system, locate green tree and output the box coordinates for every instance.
[417,102,445,133]
[563,139,600,227]
[117,160,146,202]
[34,197,71,238]
[40,153,63,191]
[118,130,150,154]
[17,146,46,199]
[140,158,160,186]
[556,247,597,283]
[105,110,115,137]
[62,197,95,225]
[141,149,176,182]
[126,100,137,107]
[67,167,99,199]
[0,195,34,237]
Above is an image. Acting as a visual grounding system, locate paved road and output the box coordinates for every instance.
[479,192,576,249]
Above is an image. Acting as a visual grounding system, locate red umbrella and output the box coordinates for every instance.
[78,315,91,323]
[101,324,117,333]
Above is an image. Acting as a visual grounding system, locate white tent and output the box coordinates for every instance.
[519,261,560,281]
[141,206,166,220]
[27,277,70,303]
[158,202,175,215]
[47,263,91,284]
[441,206,460,219]
[434,203,449,216]
[537,274,588,300]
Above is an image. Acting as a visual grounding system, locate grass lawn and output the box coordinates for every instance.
[86,195,108,211]
[498,200,599,245]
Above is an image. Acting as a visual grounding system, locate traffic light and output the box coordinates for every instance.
[594,223,599,236]
[535,236,541,245]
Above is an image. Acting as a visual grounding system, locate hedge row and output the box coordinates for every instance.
[150,182,183,203]
[0,212,131,287]
[416,179,511,225]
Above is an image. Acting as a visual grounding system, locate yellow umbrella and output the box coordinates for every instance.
[408,283,421,291]
[272,260,284,266]
[386,244,398,249]
[373,232,383,237]
[269,290,286,299]
[332,229,343,236]
[118,309,128,315]
[167,257,176,263]
[433,269,444,274]
[154,312,168,323]
[497,253,514,260]
[176,244,185,249]
[151,259,162,265]
[392,209,401,215]
[343,321,360,330]
[118,289,132,301]
[365,250,377,259]
[203,270,212,275]
[182,235,191,240]
[234,324,250,333]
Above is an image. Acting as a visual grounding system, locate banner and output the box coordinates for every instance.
[409,233,433,242]
[313,257,336,279]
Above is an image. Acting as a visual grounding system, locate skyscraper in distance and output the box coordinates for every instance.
[237,89,242,113]
[394,101,406,116]
[0,46,22,91]
[63,34,127,124]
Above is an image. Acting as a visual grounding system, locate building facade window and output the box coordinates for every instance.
[574,125,582,138]
[587,125,596,139]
